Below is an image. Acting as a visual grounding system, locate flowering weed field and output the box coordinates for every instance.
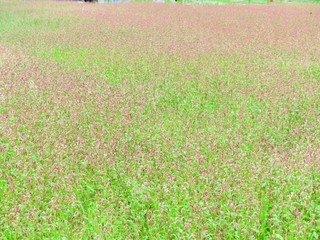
[1,1,320,238]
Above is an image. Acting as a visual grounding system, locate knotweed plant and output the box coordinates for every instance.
[0,0,319,238]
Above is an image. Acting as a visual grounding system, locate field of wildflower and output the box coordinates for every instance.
[1,0,320,238]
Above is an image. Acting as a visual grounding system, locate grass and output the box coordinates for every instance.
[1,0,320,238]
